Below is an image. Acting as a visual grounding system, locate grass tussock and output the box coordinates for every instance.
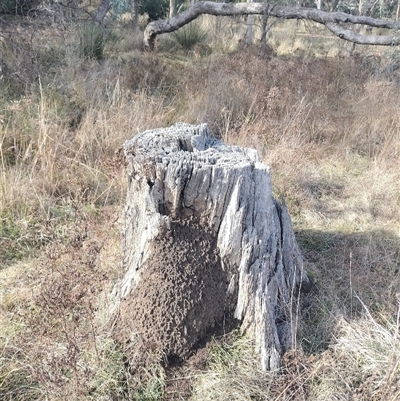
[1,13,400,401]
[172,21,208,54]
[308,312,400,400]
[191,333,275,401]
[191,333,311,401]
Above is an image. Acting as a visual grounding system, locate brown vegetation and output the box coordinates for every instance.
[1,14,400,400]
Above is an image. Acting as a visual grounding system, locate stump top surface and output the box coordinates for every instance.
[123,123,262,168]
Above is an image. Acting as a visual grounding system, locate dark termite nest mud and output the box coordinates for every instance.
[114,217,231,364]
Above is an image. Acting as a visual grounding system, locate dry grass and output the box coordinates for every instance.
[190,333,276,401]
[308,310,400,401]
[1,14,400,401]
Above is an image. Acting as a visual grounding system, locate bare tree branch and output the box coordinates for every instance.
[143,1,400,49]
[325,22,400,45]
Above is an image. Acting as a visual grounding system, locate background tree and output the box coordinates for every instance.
[246,0,255,44]
[131,0,139,27]
[170,0,177,16]
[94,0,112,22]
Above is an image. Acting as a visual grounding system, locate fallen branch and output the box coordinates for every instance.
[143,1,400,49]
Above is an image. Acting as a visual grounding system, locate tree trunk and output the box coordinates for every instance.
[246,0,254,45]
[93,0,111,23]
[112,123,310,371]
[170,0,176,18]
[143,1,400,49]
[131,0,139,28]
[397,0,400,20]
[358,0,365,16]
[259,2,270,57]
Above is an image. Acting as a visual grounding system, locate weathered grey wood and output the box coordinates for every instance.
[113,123,309,371]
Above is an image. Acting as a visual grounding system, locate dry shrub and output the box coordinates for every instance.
[0,56,171,265]
[30,232,108,397]
[0,209,126,400]
[169,51,371,158]
[123,52,185,94]
[0,25,69,102]
[349,80,400,161]
[0,259,45,400]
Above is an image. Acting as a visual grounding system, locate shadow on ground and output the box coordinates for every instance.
[295,228,400,354]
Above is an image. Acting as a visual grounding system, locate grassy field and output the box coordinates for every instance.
[1,13,400,400]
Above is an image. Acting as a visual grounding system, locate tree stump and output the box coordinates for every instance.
[113,123,310,371]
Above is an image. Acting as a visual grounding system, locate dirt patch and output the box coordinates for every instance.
[115,218,229,363]
[163,346,210,401]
